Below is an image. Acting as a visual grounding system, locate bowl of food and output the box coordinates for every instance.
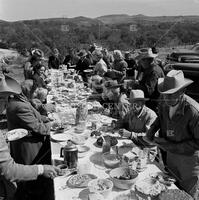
[88,178,113,198]
[134,177,167,200]
[102,152,121,169]
[57,164,68,176]
[109,167,138,190]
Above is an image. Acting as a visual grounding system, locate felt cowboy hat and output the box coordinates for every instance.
[158,70,193,94]
[77,49,87,57]
[104,80,123,89]
[135,48,157,61]
[0,74,22,95]
[129,89,149,103]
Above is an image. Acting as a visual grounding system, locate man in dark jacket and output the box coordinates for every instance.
[48,48,62,69]
[0,74,60,200]
[134,48,165,112]
[76,50,91,83]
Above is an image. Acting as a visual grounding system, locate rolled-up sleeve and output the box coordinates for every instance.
[0,135,38,182]
[146,117,160,141]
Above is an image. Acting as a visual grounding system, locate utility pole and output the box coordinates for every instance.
[98,22,100,41]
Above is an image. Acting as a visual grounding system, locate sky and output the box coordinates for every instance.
[1,0,199,21]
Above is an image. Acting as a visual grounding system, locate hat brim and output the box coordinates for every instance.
[128,97,149,102]
[0,75,22,95]
[158,77,193,94]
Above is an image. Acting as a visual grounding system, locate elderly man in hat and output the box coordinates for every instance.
[102,80,130,119]
[76,49,91,83]
[134,48,165,112]
[113,90,157,141]
[0,74,61,199]
[144,70,199,198]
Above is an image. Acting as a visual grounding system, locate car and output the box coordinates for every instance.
[164,62,199,101]
[166,43,199,63]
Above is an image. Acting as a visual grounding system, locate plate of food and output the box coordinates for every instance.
[51,133,70,142]
[67,173,97,188]
[6,129,28,141]
[96,135,118,147]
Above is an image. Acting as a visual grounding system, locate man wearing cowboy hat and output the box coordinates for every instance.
[101,80,130,119]
[113,90,157,142]
[144,70,199,198]
[0,74,61,199]
[133,48,165,112]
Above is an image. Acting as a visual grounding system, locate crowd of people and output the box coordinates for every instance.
[0,43,199,200]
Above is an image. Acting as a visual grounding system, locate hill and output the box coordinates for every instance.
[0,14,199,54]
[96,14,199,24]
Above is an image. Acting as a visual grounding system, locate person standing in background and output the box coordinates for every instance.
[144,70,199,199]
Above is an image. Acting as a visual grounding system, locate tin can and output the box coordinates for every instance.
[60,140,78,169]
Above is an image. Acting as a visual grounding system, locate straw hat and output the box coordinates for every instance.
[129,90,149,103]
[158,70,193,94]
[0,74,22,95]
[135,48,157,61]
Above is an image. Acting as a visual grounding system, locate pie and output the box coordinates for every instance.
[67,174,96,188]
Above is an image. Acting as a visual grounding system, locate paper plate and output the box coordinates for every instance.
[51,133,70,142]
[6,129,28,141]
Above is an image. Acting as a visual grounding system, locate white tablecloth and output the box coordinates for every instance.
[51,131,177,200]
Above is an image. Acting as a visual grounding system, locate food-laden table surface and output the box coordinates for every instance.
[48,69,177,200]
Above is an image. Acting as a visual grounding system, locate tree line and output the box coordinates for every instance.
[0,19,199,55]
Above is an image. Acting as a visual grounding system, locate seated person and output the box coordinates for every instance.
[92,49,108,76]
[101,80,130,119]
[114,90,157,139]
[31,87,56,116]
[108,50,128,83]
[90,75,104,94]
[32,63,51,92]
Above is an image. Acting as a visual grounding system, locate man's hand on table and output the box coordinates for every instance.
[119,129,132,138]
[42,165,61,179]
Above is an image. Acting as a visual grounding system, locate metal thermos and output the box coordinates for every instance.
[60,140,78,169]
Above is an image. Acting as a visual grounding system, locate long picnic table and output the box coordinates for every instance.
[48,69,177,200]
